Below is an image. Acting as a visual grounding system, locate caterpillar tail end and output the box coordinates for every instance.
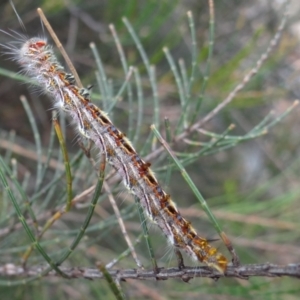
[207,254,228,275]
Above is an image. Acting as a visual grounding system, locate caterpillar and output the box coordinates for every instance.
[3,22,227,273]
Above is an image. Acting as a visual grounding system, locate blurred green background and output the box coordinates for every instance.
[0,0,300,299]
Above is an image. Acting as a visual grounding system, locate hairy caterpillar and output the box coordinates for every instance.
[2,13,227,274]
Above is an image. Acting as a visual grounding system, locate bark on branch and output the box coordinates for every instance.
[1,263,299,282]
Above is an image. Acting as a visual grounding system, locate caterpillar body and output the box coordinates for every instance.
[7,35,227,273]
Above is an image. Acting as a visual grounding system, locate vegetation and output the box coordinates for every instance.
[0,0,299,299]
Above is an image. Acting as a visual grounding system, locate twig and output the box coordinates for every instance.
[103,182,143,269]
[1,263,299,281]
[37,7,83,88]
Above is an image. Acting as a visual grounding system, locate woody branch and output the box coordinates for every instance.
[1,263,300,281]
